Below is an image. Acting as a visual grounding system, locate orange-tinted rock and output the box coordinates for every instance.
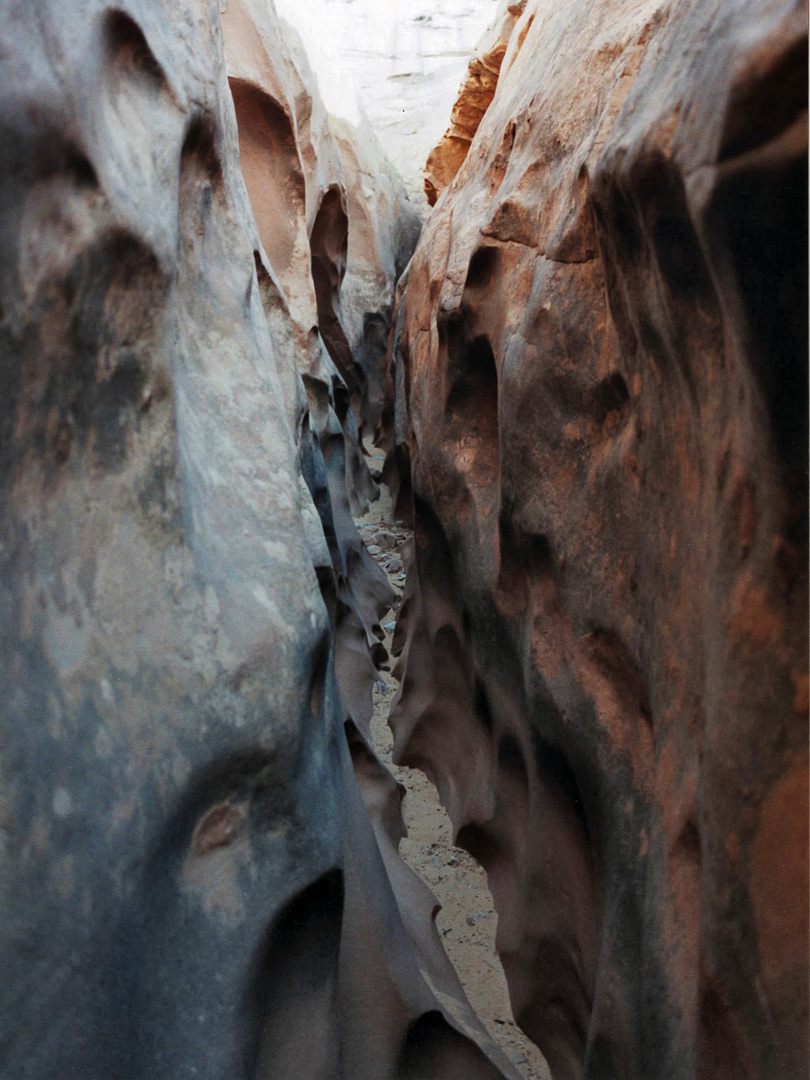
[423,1,525,206]
[391,1,808,1077]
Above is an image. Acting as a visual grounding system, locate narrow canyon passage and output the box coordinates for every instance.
[0,2,806,1080]
[357,443,551,1080]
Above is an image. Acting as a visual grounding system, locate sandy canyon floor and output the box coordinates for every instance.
[356,444,551,1080]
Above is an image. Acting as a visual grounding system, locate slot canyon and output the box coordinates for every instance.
[0,1,807,1078]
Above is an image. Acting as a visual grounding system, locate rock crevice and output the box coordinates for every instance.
[1,2,807,1079]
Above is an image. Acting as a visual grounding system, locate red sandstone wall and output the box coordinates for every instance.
[392,1,809,1077]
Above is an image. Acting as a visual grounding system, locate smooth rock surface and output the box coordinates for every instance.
[0,2,520,1077]
[390,1,808,1078]
[1,6,337,1075]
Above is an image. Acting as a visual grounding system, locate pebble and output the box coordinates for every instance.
[367,544,381,554]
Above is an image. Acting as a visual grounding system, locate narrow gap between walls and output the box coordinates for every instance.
[354,441,550,1080]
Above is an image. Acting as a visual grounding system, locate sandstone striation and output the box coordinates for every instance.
[391,1,809,1078]
[0,1,521,1078]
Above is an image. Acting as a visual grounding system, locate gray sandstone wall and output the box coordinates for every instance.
[0,2,519,1078]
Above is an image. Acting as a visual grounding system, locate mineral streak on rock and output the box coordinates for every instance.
[391,0,809,1078]
[0,1,522,1078]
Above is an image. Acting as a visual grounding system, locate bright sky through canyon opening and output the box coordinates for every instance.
[273,0,496,191]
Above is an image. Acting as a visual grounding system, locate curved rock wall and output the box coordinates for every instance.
[391,1,808,1078]
[0,2,521,1078]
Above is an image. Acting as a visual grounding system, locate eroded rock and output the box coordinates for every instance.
[223,0,395,730]
[0,2,520,1078]
[392,1,808,1078]
[423,0,525,207]
[333,114,422,443]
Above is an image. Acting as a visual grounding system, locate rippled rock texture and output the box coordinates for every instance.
[0,2,521,1078]
[391,1,808,1078]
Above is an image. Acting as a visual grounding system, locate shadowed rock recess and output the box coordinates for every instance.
[0,4,806,1080]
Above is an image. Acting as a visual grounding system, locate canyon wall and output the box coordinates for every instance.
[391,1,809,1079]
[2,0,806,1076]
[0,2,521,1078]
[273,0,499,206]
[424,0,525,207]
